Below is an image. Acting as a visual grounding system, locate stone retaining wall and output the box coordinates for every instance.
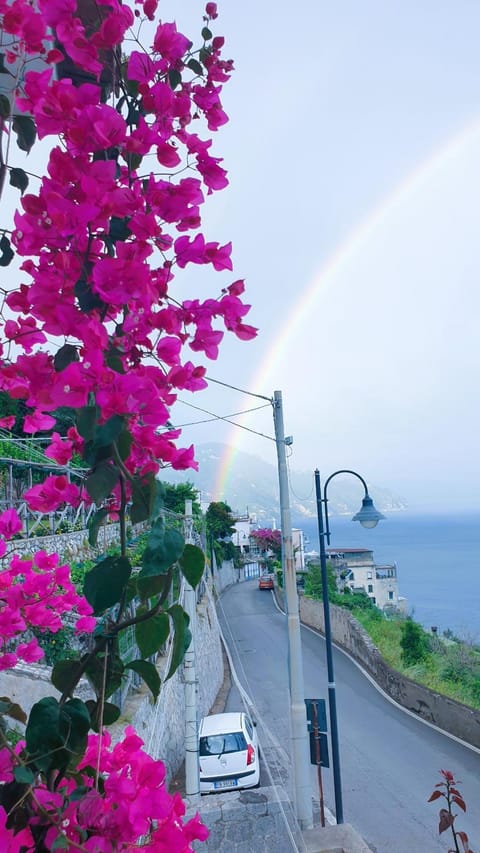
[4,523,125,564]
[129,580,224,786]
[297,593,480,748]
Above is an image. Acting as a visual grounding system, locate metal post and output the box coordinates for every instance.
[273,390,313,830]
[183,499,200,799]
[315,469,344,824]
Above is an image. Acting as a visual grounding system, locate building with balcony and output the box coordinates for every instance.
[326,547,407,612]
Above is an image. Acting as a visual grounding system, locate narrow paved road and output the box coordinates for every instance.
[217,581,480,853]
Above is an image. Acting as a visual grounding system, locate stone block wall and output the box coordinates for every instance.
[3,523,124,565]
[298,593,480,748]
[129,580,224,785]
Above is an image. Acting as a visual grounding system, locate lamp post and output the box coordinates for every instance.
[315,469,385,824]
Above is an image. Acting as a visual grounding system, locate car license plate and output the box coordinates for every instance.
[214,779,237,789]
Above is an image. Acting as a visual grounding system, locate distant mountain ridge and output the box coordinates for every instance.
[159,442,407,525]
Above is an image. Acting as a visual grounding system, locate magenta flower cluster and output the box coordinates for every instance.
[0,0,253,847]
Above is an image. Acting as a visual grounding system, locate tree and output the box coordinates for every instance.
[304,559,337,599]
[206,501,236,563]
[162,482,201,517]
[206,501,236,540]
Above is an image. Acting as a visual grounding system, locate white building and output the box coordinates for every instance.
[326,547,407,613]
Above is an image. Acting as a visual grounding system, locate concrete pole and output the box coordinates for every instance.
[183,499,200,800]
[273,390,313,830]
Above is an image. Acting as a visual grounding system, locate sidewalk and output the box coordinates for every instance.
[302,823,373,852]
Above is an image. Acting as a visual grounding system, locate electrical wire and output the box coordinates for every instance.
[172,402,271,429]
[206,374,273,403]
[170,397,277,443]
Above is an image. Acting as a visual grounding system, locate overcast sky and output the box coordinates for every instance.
[162,1,480,512]
[4,2,480,512]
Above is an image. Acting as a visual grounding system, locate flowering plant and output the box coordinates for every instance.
[0,0,255,847]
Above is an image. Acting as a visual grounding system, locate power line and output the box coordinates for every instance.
[172,402,272,429]
[206,375,273,403]
[170,397,276,443]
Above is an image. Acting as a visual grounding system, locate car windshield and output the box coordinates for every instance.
[199,731,247,756]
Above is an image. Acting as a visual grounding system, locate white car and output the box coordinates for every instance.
[198,711,260,793]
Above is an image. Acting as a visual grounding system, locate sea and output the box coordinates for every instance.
[297,511,480,642]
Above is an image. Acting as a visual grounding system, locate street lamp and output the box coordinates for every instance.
[315,469,385,825]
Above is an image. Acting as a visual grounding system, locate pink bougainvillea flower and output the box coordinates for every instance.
[24,476,82,512]
[44,431,74,466]
[0,509,22,539]
[23,411,56,433]
[205,2,218,18]
[153,21,191,62]
[0,416,15,429]
[0,806,34,851]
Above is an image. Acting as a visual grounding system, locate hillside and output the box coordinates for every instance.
[158,442,407,525]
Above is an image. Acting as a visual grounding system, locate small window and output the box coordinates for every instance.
[388,591,394,600]
[367,584,373,594]
[367,571,372,580]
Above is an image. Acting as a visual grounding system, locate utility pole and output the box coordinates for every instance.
[183,499,200,800]
[273,390,313,830]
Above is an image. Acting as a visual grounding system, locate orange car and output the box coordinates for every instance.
[258,573,274,590]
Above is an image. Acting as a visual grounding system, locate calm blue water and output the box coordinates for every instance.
[297,512,480,641]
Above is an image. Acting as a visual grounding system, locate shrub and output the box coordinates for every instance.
[400,618,431,666]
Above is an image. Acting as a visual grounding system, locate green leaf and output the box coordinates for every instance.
[0,697,27,724]
[108,216,131,242]
[13,765,34,784]
[140,520,185,578]
[86,461,120,504]
[125,659,161,702]
[150,479,165,519]
[135,607,170,658]
[124,151,143,171]
[168,69,182,90]
[187,58,203,76]
[59,698,90,764]
[77,405,98,441]
[130,477,152,525]
[12,114,36,154]
[25,697,62,772]
[84,555,132,615]
[84,652,124,699]
[51,660,81,696]
[0,234,14,267]
[117,428,133,462]
[166,604,190,680]
[95,414,125,448]
[75,278,105,313]
[88,508,109,547]
[136,572,171,602]
[51,835,70,850]
[179,544,205,588]
[85,699,120,731]
[0,94,10,118]
[202,26,213,40]
[9,166,28,194]
[105,345,125,375]
[54,343,78,372]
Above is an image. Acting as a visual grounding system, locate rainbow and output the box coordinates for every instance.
[213,116,480,500]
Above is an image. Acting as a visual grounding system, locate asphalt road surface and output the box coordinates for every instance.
[217,580,480,853]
